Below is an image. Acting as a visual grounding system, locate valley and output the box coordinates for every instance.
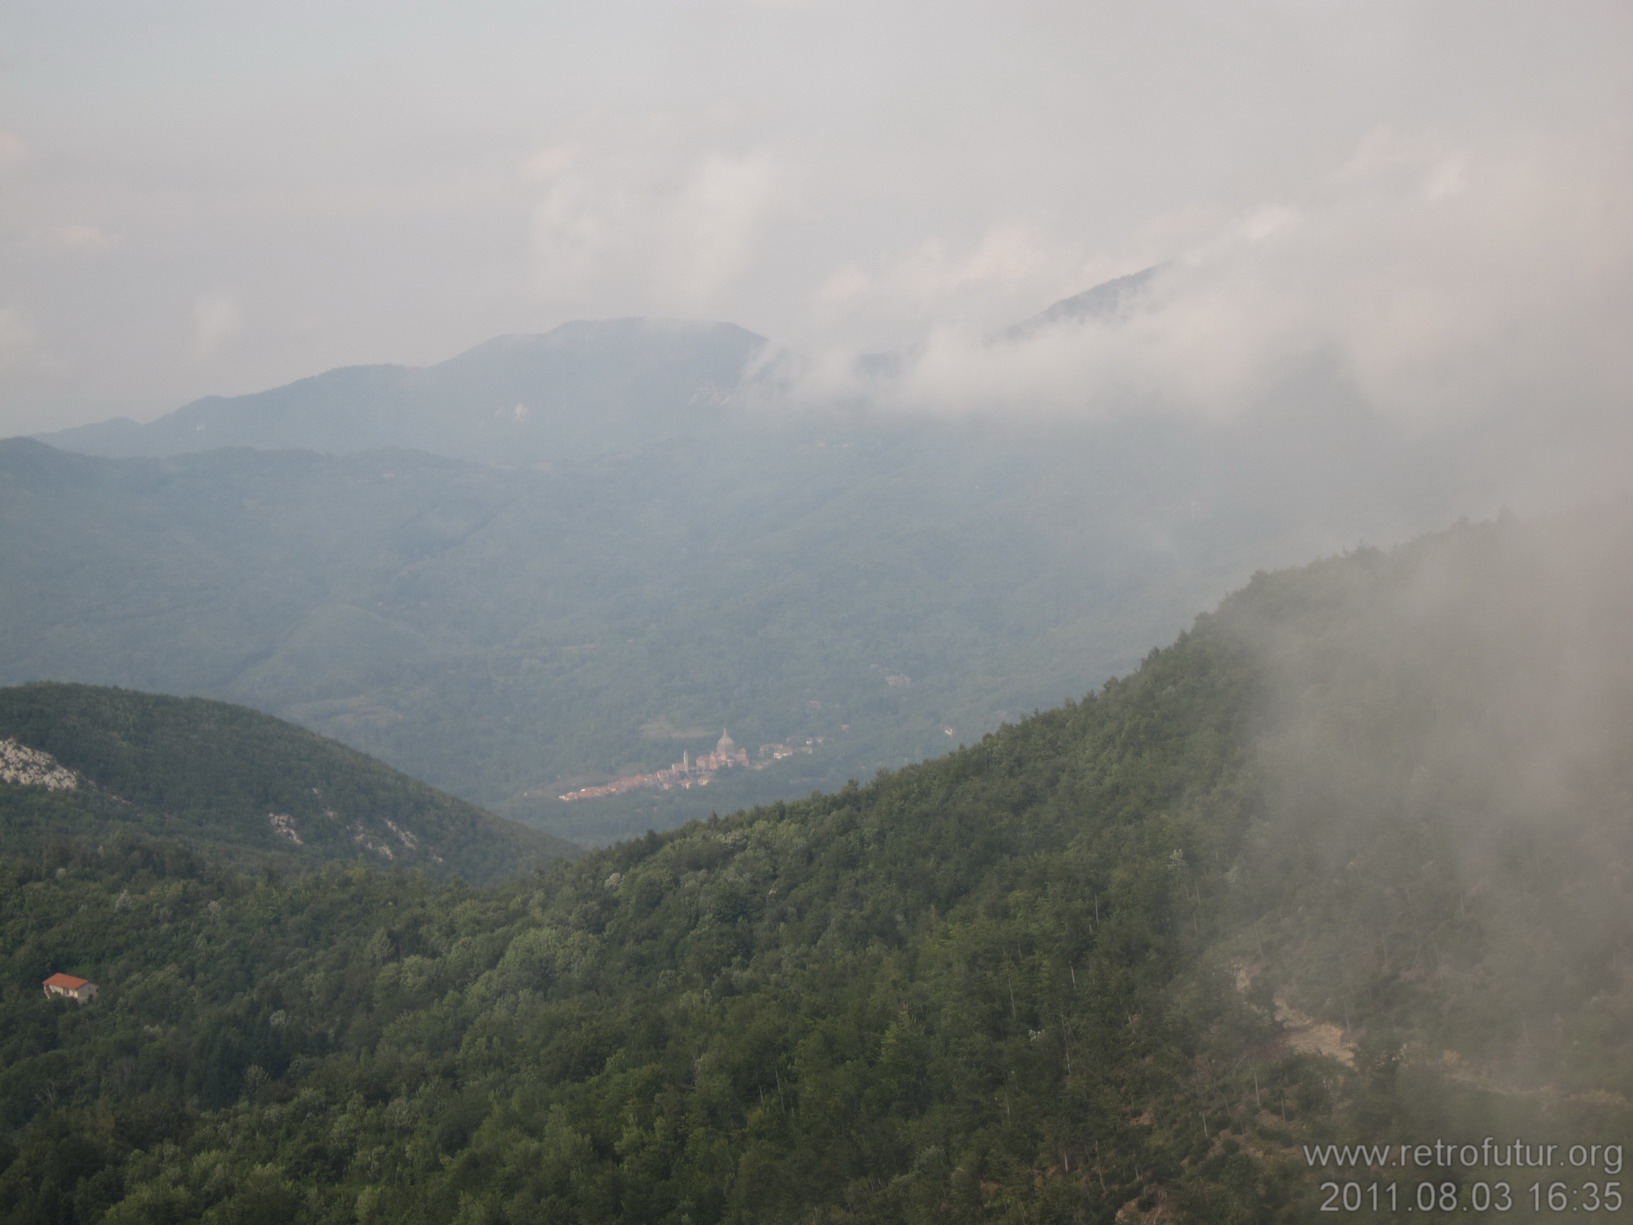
[3,293,1476,846]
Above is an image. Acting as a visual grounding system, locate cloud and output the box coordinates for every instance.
[525,128,786,316]
[1227,500,1633,1082]
[190,292,244,361]
[47,224,122,251]
[807,127,1633,444]
[884,226,1051,301]
[0,129,29,168]
[654,151,780,310]
[0,308,42,370]
[8,2,1629,435]
[808,224,1074,338]
[813,261,869,306]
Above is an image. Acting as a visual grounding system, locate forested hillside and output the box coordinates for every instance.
[3,510,1626,1223]
[0,684,578,882]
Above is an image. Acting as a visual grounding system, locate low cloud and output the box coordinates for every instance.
[861,225,1053,308]
[1229,502,1633,1078]
[189,292,244,361]
[0,129,29,168]
[807,223,1092,346]
[796,128,1633,451]
[47,224,121,251]
[653,151,781,310]
[525,126,786,317]
[0,308,42,370]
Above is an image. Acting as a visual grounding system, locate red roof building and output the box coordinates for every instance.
[42,972,99,1003]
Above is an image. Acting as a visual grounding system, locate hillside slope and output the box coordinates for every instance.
[0,683,580,881]
[2,509,1626,1222]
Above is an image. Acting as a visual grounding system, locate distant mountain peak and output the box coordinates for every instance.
[1002,265,1163,342]
[848,266,1167,381]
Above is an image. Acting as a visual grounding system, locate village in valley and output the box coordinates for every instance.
[555,728,825,803]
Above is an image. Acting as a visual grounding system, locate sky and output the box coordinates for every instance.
[1,1,1630,438]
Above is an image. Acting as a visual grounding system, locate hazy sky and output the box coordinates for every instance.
[2,1,1630,435]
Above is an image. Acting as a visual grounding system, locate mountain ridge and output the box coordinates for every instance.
[35,317,768,465]
[29,270,1171,467]
[1000,264,1162,342]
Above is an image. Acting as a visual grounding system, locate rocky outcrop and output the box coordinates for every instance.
[0,739,78,790]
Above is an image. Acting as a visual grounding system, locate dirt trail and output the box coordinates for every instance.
[1274,997,1357,1067]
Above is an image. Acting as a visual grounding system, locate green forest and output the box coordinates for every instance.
[3,509,1629,1222]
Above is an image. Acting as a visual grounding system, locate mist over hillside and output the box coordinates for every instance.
[1217,505,1633,1089]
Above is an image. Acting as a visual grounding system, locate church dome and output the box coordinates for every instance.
[716,729,737,755]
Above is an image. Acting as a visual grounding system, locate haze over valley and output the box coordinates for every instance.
[4,283,1495,842]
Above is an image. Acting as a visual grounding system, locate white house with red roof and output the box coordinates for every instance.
[42,972,99,1003]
